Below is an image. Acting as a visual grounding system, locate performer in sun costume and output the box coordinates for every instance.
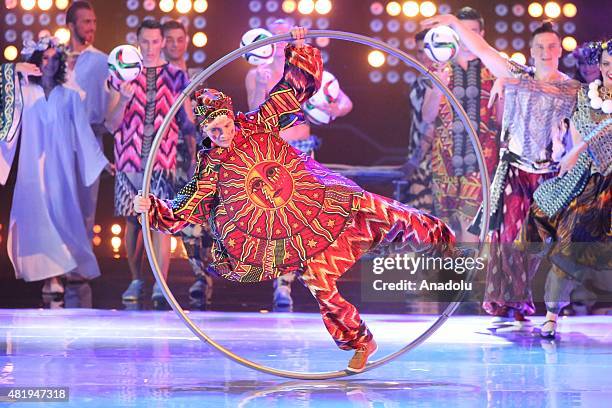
[134,28,455,373]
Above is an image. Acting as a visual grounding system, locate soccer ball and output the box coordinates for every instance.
[240,28,275,65]
[423,25,460,63]
[107,44,143,82]
[304,71,340,125]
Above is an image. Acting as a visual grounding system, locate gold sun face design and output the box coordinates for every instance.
[246,161,294,209]
[213,132,358,271]
[217,134,325,241]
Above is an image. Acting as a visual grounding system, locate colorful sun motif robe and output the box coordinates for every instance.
[147,44,365,282]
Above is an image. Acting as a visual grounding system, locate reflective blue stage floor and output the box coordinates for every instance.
[0,309,611,407]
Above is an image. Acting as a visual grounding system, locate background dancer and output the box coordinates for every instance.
[105,19,194,307]
[422,17,580,324]
[526,41,612,338]
[0,37,110,306]
[422,7,501,245]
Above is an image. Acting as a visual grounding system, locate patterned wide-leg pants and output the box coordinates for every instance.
[300,191,455,350]
[483,166,553,316]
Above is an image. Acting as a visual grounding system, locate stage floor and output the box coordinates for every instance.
[0,310,610,407]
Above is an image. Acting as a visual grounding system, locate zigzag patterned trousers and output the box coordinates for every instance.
[300,192,455,350]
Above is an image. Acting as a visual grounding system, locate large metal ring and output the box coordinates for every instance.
[141,30,490,380]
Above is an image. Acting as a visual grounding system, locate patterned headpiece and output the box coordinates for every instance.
[194,88,235,127]
[579,39,612,66]
[21,36,66,60]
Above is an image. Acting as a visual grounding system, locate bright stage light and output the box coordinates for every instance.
[544,2,561,18]
[93,225,102,234]
[368,50,385,68]
[192,31,207,47]
[111,224,122,235]
[512,38,526,50]
[562,36,577,51]
[193,50,206,63]
[369,70,383,83]
[387,20,400,33]
[55,0,69,9]
[420,1,437,17]
[54,27,70,44]
[370,19,383,32]
[4,46,18,61]
[563,21,576,34]
[495,4,508,16]
[495,38,508,50]
[111,237,122,251]
[562,3,577,18]
[4,29,17,42]
[316,17,330,29]
[528,2,543,17]
[314,0,331,14]
[315,37,330,47]
[170,236,178,253]
[38,0,52,11]
[282,0,297,13]
[512,21,525,33]
[402,1,419,17]
[439,3,451,14]
[297,0,314,14]
[499,51,510,59]
[39,13,51,26]
[92,236,101,246]
[159,0,174,13]
[20,0,35,11]
[512,4,525,16]
[176,0,192,13]
[510,52,527,65]
[266,0,279,12]
[386,1,401,16]
[370,1,383,15]
[143,0,156,11]
[22,30,33,42]
[194,0,207,12]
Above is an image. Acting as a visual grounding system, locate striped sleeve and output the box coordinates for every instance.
[247,44,323,132]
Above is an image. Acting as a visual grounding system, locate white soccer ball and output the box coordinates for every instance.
[423,25,460,63]
[304,71,340,125]
[107,44,143,82]
[240,28,275,65]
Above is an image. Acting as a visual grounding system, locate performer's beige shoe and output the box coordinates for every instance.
[347,339,378,373]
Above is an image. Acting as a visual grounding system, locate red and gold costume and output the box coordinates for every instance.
[146,44,455,350]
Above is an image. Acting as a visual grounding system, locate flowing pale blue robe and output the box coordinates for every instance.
[71,45,111,239]
[0,83,108,281]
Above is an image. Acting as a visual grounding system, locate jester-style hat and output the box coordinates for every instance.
[194,88,235,127]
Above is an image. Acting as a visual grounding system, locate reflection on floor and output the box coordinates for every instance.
[0,309,611,407]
